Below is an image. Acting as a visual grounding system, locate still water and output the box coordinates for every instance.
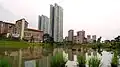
[0,47,118,67]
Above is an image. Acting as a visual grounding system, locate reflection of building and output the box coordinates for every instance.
[0,18,43,42]
[50,3,63,42]
[76,30,85,43]
[73,36,77,43]
[68,49,74,61]
[68,29,74,42]
[38,15,50,34]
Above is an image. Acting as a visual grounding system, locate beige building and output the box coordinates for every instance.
[24,28,43,42]
[0,19,43,42]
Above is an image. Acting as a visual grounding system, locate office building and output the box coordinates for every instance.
[38,15,50,34]
[68,29,74,42]
[50,3,63,42]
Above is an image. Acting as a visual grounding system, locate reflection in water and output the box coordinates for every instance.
[0,47,115,67]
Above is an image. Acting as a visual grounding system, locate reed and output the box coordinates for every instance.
[77,54,86,67]
[88,56,101,67]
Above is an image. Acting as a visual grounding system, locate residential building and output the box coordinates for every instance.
[76,30,85,43]
[0,21,15,36]
[38,15,50,34]
[15,18,28,39]
[92,35,96,42]
[92,35,96,41]
[87,35,91,43]
[50,3,63,42]
[68,29,74,42]
[0,18,43,42]
[24,28,43,42]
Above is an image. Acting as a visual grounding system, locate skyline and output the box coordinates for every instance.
[1,0,120,40]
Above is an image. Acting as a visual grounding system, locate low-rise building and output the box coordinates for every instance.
[0,21,15,36]
[0,19,43,42]
[24,28,43,42]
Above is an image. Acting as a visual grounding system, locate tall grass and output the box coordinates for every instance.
[77,54,86,67]
[88,56,101,67]
[111,51,118,67]
[50,53,66,67]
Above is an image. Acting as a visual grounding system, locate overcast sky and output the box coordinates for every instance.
[0,0,120,40]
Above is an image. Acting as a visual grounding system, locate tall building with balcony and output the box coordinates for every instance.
[38,15,50,34]
[50,3,63,42]
[68,29,74,42]
[76,30,85,43]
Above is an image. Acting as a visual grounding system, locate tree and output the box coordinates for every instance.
[96,37,102,49]
[30,36,34,43]
[115,36,120,42]
[43,33,54,44]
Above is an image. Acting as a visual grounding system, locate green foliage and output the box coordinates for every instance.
[50,53,66,67]
[0,58,12,67]
[88,56,101,67]
[77,54,86,65]
[111,51,118,65]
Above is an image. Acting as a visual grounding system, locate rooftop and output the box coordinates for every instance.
[16,18,28,24]
[0,21,15,25]
[26,28,43,32]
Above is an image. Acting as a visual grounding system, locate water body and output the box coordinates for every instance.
[0,47,118,67]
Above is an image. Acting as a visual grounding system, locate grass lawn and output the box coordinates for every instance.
[0,40,30,48]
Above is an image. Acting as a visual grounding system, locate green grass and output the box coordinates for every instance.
[111,51,118,65]
[0,40,30,48]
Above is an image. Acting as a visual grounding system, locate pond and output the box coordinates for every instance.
[0,47,119,67]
